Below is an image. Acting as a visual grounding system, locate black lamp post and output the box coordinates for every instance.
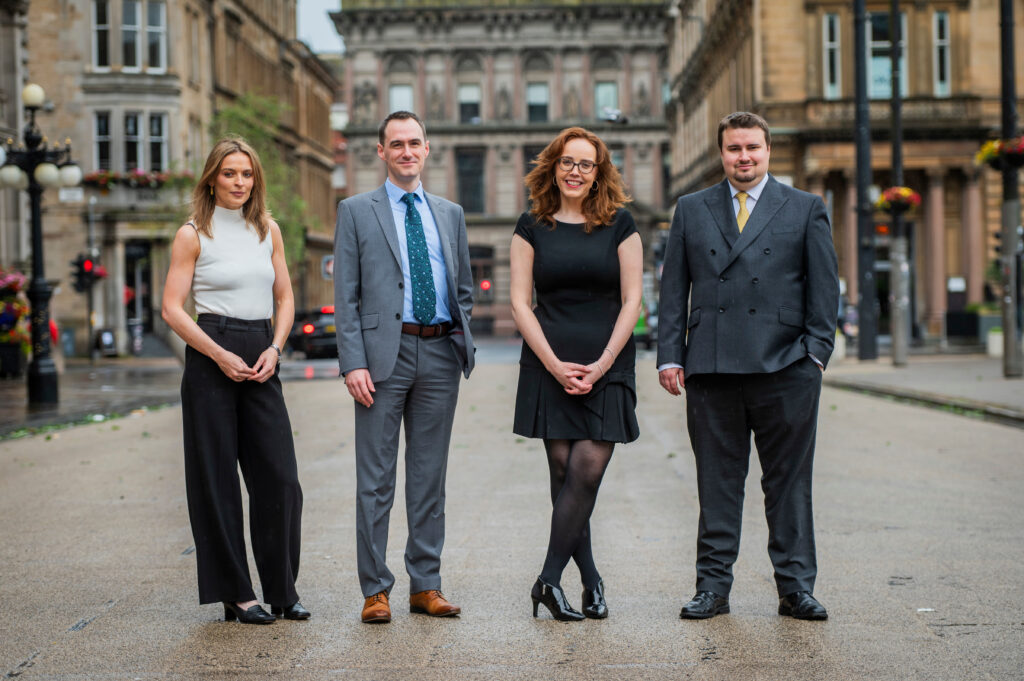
[0,83,82,405]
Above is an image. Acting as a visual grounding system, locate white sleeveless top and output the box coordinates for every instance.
[192,205,275,320]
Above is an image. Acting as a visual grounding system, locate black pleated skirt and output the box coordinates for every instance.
[513,365,639,444]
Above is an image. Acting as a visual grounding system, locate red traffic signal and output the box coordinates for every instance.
[479,279,492,292]
[83,259,94,273]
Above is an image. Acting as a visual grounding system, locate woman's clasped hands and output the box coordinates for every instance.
[215,347,278,383]
[549,358,604,395]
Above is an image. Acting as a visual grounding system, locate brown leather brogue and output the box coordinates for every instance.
[409,589,461,617]
[361,591,391,623]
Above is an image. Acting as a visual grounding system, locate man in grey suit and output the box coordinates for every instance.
[658,112,839,621]
[334,111,475,623]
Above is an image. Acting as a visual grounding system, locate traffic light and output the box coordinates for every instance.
[70,253,98,293]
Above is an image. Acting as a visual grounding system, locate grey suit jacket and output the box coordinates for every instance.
[657,176,839,376]
[333,184,475,382]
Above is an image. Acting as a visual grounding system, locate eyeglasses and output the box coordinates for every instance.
[557,156,596,174]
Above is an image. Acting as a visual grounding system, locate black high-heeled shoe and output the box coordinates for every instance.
[271,602,311,620]
[223,602,276,624]
[531,578,584,621]
[581,579,608,619]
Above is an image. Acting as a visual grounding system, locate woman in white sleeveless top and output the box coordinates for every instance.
[162,138,307,624]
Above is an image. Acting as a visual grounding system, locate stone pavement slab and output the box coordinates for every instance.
[824,354,1024,427]
[1,358,1022,679]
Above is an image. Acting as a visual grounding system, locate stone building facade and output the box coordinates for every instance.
[0,1,29,268]
[332,0,671,336]
[666,0,1024,340]
[0,0,337,356]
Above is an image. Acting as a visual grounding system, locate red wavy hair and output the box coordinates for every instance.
[524,127,630,233]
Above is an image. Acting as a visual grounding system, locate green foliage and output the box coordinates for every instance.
[211,93,315,270]
[965,301,1000,315]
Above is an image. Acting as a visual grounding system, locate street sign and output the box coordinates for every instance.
[59,187,84,203]
[322,255,334,280]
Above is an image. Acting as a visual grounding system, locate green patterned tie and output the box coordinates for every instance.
[401,192,436,325]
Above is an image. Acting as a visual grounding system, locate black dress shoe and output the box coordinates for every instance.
[531,578,584,621]
[271,602,311,620]
[223,602,276,624]
[679,591,729,619]
[778,591,827,620]
[581,579,608,619]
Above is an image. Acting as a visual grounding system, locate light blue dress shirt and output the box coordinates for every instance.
[384,178,452,324]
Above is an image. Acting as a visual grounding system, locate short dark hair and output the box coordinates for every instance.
[717,111,771,150]
[378,111,427,144]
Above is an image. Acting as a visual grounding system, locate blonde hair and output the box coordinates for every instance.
[189,137,271,240]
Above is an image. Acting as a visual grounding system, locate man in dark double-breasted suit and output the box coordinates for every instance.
[658,112,839,620]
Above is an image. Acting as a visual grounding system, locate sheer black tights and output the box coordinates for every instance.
[539,438,614,590]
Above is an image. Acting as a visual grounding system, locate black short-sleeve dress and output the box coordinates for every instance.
[512,209,640,444]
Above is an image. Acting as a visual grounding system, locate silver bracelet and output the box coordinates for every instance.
[270,343,282,358]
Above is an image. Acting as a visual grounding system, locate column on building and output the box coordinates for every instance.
[416,52,427,119]
[961,166,984,305]
[484,51,495,122]
[807,173,825,200]
[485,145,497,216]
[444,145,456,210]
[924,168,947,335]
[621,50,633,118]
[581,51,592,117]
[513,50,523,122]
[552,50,563,120]
[444,52,454,124]
[375,58,386,122]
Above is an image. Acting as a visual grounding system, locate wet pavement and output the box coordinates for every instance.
[0,338,1021,679]
[2,337,1021,436]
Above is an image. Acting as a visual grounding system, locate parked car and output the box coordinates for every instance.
[288,305,338,359]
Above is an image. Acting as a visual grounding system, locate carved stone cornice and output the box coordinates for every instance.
[674,0,752,114]
[0,0,29,18]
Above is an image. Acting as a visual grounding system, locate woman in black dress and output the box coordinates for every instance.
[511,127,643,621]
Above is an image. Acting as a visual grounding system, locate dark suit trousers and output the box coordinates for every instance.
[684,357,822,598]
[181,315,302,605]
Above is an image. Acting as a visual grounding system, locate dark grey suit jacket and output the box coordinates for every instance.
[333,184,475,382]
[657,176,839,376]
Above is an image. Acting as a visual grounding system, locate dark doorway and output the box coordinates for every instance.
[125,240,153,332]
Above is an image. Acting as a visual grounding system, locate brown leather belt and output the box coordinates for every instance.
[401,321,452,338]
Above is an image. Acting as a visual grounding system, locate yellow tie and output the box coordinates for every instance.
[736,192,749,232]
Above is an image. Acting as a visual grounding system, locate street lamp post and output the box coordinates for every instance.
[889,0,911,367]
[0,83,82,405]
[999,0,1022,378]
[854,0,878,360]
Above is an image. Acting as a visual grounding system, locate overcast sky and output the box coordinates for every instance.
[297,0,344,54]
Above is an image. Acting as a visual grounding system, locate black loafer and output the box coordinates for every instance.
[778,591,827,620]
[271,602,311,620]
[223,602,276,624]
[679,591,729,619]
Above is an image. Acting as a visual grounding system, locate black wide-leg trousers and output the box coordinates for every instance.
[182,314,302,606]
[684,357,822,598]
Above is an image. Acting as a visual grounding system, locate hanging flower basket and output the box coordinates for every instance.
[82,169,121,192]
[875,186,921,214]
[975,137,1024,170]
[123,168,165,189]
[0,266,30,377]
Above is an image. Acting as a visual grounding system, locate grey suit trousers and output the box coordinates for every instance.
[354,332,461,598]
